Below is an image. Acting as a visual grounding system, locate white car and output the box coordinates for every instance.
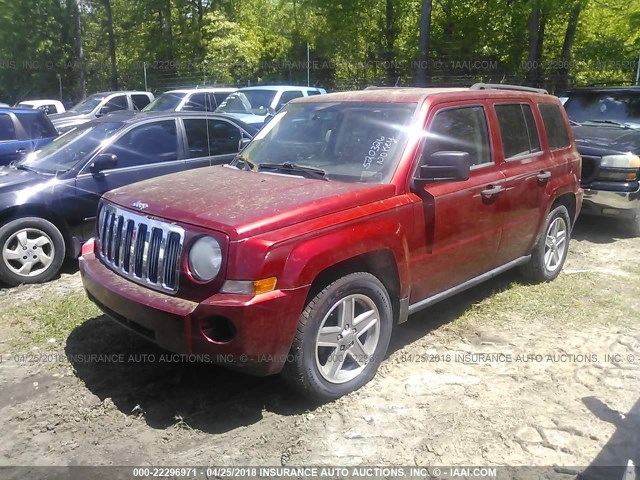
[143,87,237,113]
[16,99,66,115]
[215,86,326,127]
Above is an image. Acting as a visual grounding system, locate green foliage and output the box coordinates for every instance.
[0,0,637,103]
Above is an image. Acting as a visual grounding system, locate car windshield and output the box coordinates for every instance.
[564,91,640,128]
[233,101,417,183]
[142,92,185,112]
[18,121,124,175]
[70,95,104,114]
[216,90,277,116]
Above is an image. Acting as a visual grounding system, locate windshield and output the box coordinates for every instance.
[234,101,417,183]
[564,91,640,128]
[142,92,185,112]
[18,121,124,175]
[70,95,104,114]
[216,90,277,116]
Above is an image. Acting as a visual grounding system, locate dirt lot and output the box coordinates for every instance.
[0,216,639,477]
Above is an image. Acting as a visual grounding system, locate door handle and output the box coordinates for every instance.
[537,170,551,181]
[481,185,503,196]
[15,148,27,154]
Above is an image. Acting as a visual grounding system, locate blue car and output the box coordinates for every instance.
[0,108,59,165]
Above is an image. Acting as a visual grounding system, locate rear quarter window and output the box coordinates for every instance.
[0,114,17,141]
[17,113,57,139]
[539,104,570,149]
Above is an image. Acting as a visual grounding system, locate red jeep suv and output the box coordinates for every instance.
[80,84,583,401]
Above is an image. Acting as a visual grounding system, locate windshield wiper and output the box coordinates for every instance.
[231,153,256,171]
[582,119,631,129]
[569,119,582,126]
[258,162,328,181]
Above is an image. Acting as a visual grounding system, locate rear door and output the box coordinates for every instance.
[73,119,184,239]
[492,102,555,265]
[410,102,508,302]
[182,117,244,170]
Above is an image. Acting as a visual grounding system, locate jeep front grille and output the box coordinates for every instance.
[97,203,184,293]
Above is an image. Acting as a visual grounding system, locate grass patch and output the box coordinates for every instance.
[4,291,100,350]
[439,271,640,335]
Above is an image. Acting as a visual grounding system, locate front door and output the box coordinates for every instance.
[410,103,508,303]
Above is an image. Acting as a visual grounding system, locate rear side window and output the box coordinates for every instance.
[423,106,492,167]
[0,114,17,141]
[17,113,57,139]
[132,94,151,110]
[539,104,570,149]
[495,104,541,159]
[307,90,322,96]
[182,93,208,112]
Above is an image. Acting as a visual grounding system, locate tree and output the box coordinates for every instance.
[416,0,433,86]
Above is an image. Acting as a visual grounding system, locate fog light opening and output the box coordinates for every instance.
[201,316,237,344]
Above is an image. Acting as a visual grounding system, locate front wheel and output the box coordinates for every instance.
[0,217,66,286]
[282,272,393,401]
[520,205,571,282]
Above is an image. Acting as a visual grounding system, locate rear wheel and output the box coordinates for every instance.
[282,272,393,401]
[0,217,65,286]
[520,205,571,282]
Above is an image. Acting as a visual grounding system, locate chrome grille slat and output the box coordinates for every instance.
[96,204,184,293]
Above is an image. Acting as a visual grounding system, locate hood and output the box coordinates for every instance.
[573,124,640,156]
[224,113,267,127]
[105,165,395,239]
[50,111,92,129]
[0,166,47,191]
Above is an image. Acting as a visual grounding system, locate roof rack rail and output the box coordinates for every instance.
[470,83,548,95]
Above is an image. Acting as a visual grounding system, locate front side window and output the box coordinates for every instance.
[102,120,178,168]
[495,104,541,159]
[276,91,304,111]
[216,90,278,116]
[70,95,104,114]
[539,104,571,149]
[182,93,208,112]
[234,101,417,183]
[132,94,151,110]
[422,106,491,167]
[104,95,128,112]
[143,92,185,112]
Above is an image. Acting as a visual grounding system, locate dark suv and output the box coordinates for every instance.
[563,86,640,235]
[80,84,583,400]
[0,112,256,286]
[0,108,58,165]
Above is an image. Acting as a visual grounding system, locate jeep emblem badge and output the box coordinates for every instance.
[132,201,149,210]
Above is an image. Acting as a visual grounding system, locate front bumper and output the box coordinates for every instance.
[581,185,640,217]
[80,252,309,376]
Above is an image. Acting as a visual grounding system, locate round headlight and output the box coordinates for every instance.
[188,236,222,282]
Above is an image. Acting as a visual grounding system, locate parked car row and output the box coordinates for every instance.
[76,83,583,400]
[1,81,638,401]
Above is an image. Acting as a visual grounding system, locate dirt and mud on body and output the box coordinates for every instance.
[0,216,639,477]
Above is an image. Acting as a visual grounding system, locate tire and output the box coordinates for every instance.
[623,208,640,237]
[0,217,66,286]
[520,205,571,283]
[282,272,393,402]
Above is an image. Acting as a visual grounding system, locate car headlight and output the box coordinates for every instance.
[188,236,222,282]
[600,153,640,168]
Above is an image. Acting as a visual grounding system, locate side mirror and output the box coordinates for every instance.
[238,138,251,152]
[97,105,115,117]
[90,153,118,174]
[417,151,471,182]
